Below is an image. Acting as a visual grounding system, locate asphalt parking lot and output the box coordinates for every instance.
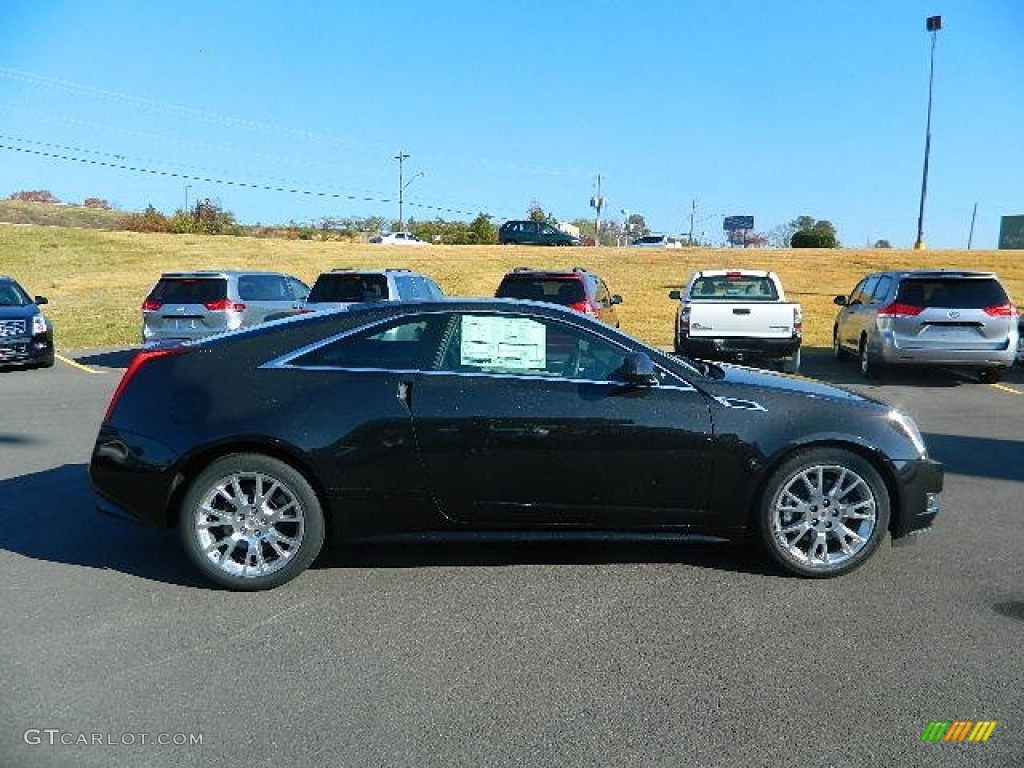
[1,348,1022,768]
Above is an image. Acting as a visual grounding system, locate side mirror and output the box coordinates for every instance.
[833,295,847,306]
[34,296,48,305]
[668,290,682,301]
[619,352,659,386]
[610,294,623,305]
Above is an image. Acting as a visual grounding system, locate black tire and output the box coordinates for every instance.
[859,336,881,379]
[977,368,1003,384]
[179,453,326,591]
[832,327,848,360]
[781,347,801,374]
[756,447,890,578]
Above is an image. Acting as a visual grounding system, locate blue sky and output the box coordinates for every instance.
[1,0,1021,248]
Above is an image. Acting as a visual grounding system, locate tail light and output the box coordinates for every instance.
[203,298,246,312]
[679,306,691,334]
[104,348,186,422]
[982,303,1013,317]
[568,301,597,316]
[793,305,803,337]
[878,302,924,318]
[141,299,162,311]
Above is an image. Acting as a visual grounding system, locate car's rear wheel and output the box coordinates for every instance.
[782,347,801,374]
[179,454,325,591]
[832,327,848,360]
[757,448,890,578]
[859,336,880,378]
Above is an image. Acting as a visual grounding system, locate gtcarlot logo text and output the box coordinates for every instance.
[24,729,203,747]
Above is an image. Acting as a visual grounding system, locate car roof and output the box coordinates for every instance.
[881,269,998,280]
[693,269,774,279]
[502,266,591,278]
[158,270,294,279]
[320,268,416,276]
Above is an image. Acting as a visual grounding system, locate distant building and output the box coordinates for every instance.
[998,215,1024,249]
[556,221,581,238]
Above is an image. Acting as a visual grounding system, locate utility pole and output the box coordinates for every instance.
[914,16,942,250]
[590,175,605,247]
[394,151,409,231]
[967,202,978,249]
[688,199,697,246]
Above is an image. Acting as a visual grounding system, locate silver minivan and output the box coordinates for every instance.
[833,269,1018,382]
[142,271,309,344]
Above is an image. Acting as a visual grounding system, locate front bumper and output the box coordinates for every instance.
[0,332,54,366]
[890,457,943,541]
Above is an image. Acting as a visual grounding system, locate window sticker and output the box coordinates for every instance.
[460,316,546,371]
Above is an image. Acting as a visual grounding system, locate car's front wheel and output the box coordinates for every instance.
[757,448,890,578]
[859,336,881,378]
[179,453,326,590]
[832,327,848,360]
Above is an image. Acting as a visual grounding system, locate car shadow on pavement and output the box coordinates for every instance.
[0,463,208,589]
[799,347,974,388]
[315,535,785,578]
[75,348,138,369]
[922,433,1024,483]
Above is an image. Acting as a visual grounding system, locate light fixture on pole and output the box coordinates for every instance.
[914,15,942,251]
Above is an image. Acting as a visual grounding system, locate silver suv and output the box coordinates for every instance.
[833,269,1018,382]
[142,271,309,344]
[303,268,444,312]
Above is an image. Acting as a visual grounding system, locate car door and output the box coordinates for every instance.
[838,275,879,350]
[409,310,714,528]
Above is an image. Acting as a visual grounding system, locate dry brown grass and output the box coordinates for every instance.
[2,222,1021,349]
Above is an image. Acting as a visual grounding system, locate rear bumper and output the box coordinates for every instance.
[890,457,943,540]
[678,335,800,363]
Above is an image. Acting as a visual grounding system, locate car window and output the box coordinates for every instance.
[238,274,291,301]
[288,278,310,301]
[691,275,779,301]
[149,277,227,304]
[496,278,585,305]
[289,317,446,370]
[0,280,31,306]
[308,273,389,303]
[870,276,894,304]
[435,313,628,381]
[540,224,557,235]
[850,276,878,304]
[896,277,1009,308]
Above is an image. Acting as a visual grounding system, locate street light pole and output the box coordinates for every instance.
[394,151,409,231]
[185,185,191,214]
[914,16,942,251]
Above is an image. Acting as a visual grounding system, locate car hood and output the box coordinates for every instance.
[0,304,40,320]
[700,362,884,408]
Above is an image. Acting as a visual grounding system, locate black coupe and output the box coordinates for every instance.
[91,300,942,590]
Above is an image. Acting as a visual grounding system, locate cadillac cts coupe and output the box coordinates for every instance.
[90,300,942,590]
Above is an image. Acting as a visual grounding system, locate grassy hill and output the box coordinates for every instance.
[0,199,125,230]
[1,221,1021,350]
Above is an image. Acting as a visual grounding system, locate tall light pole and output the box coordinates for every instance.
[914,15,942,251]
[394,151,409,231]
[185,185,191,213]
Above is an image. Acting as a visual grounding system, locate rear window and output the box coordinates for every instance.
[895,278,1009,308]
[634,236,663,245]
[690,275,779,301]
[496,277,586,304]
[148,278,227,304]
[308,274,389,303]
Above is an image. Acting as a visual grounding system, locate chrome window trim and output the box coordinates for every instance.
[261,308,697,391]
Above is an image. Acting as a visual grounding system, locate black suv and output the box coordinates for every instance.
[495,267,622,327]
[0,275,54,369]
[499,221,579,246]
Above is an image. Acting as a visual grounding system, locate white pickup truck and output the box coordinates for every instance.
[668,269,803,372]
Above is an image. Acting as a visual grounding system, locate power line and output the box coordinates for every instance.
[0,141,489,218]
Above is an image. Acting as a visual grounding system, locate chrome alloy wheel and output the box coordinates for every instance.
[770,463,878,571]
[191,471,306,579]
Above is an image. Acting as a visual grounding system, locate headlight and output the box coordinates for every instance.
[31,314,47,335]
[888,409,928,459]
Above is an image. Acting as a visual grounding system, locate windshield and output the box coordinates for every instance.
[0,280,32,306]
[690,275,779,301]
[496,277,585,304]
[308,273,389,303]
[149,277,228,304]
[895,277,1008,308]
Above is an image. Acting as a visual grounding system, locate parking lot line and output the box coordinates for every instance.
[990,383,1020,395]
[55,353,104,374]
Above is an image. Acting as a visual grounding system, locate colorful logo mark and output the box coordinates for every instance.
[921,721,997,742]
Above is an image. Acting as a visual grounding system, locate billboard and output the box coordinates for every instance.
[723,216,754,231]
[998,215,1024,249]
